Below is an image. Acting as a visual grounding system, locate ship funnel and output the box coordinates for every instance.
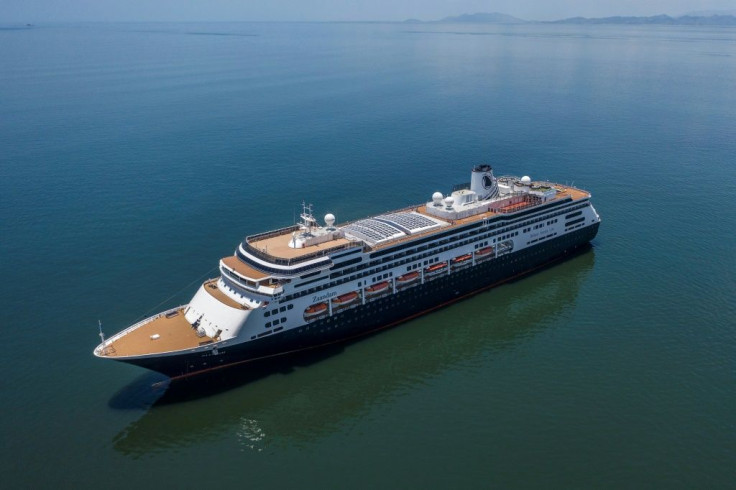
[471,164,499,200]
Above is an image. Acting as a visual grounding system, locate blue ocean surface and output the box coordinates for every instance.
[1,22,735,487]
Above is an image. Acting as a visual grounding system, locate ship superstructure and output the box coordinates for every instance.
[95,165,600,378]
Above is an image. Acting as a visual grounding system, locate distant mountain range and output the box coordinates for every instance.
[436,13,528,24]
[549,14,736,25]
[407,12,736,26]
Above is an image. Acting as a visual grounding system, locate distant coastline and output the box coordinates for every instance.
[408,11,736,26]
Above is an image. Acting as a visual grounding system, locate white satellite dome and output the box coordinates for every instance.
[521,176,532,184]
[432,192,443,206]
[444,196,454,208]
[324,213,336,227]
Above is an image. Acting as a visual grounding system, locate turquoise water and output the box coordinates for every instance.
[1,22,735,488]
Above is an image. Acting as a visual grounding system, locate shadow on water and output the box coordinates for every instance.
[107,344,351,410]
[111,246,595,456]
[107,372,170,411]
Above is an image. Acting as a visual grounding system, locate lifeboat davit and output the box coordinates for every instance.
[332,291,359,307]
[396,271,420,286]
[304,302,328,319]
[365,281,390,296]
[424,262,447,276]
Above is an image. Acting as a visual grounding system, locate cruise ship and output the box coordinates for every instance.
[94,165,600,378]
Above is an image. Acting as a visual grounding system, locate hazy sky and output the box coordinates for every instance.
[3,0,735,22]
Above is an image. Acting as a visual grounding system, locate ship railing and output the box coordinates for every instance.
[497,175,588,195]
[246,224,301,243]
[242,239,363,267]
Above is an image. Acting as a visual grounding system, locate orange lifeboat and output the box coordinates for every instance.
[332,291,359,307]
[365,281,390,296]
[304,302,328,319]
[424,262,447,276]
[451,253,473,269]
[475,246,494,258]
[397,271,420,286]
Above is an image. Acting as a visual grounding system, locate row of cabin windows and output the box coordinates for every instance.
[284,240,467,302]
[405,256,441,272]
[279,204,589,303]
[237,248,328,276]
[523,218,558,234]
[371,272,393,283]
[264,304,294,317]
[251,325,284,340]
[332,227,491,280]
[567,222,585,231]
[265,316,287,328]
[527,232,558,245]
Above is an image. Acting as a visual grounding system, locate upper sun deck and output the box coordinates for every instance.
[236,181,590,267]
[249,233,355,261]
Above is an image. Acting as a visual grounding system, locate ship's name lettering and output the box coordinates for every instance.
[313,291,337,303]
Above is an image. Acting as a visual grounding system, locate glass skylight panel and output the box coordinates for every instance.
[343,219,405,245]
[375,212,444,235]
[343,212,447,246]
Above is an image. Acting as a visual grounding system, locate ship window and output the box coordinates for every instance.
[281,317,287,323]
[264,311,270,317]
[265,322,271,328]
[288,304,293,310]
[280,306,286,312]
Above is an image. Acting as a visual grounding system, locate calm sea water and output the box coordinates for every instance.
[1,22,735,488]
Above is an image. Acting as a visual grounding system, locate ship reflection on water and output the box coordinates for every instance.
[110,246,595,456]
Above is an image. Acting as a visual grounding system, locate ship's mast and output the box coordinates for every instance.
[300,201,317,234]
[98,320,105,347]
